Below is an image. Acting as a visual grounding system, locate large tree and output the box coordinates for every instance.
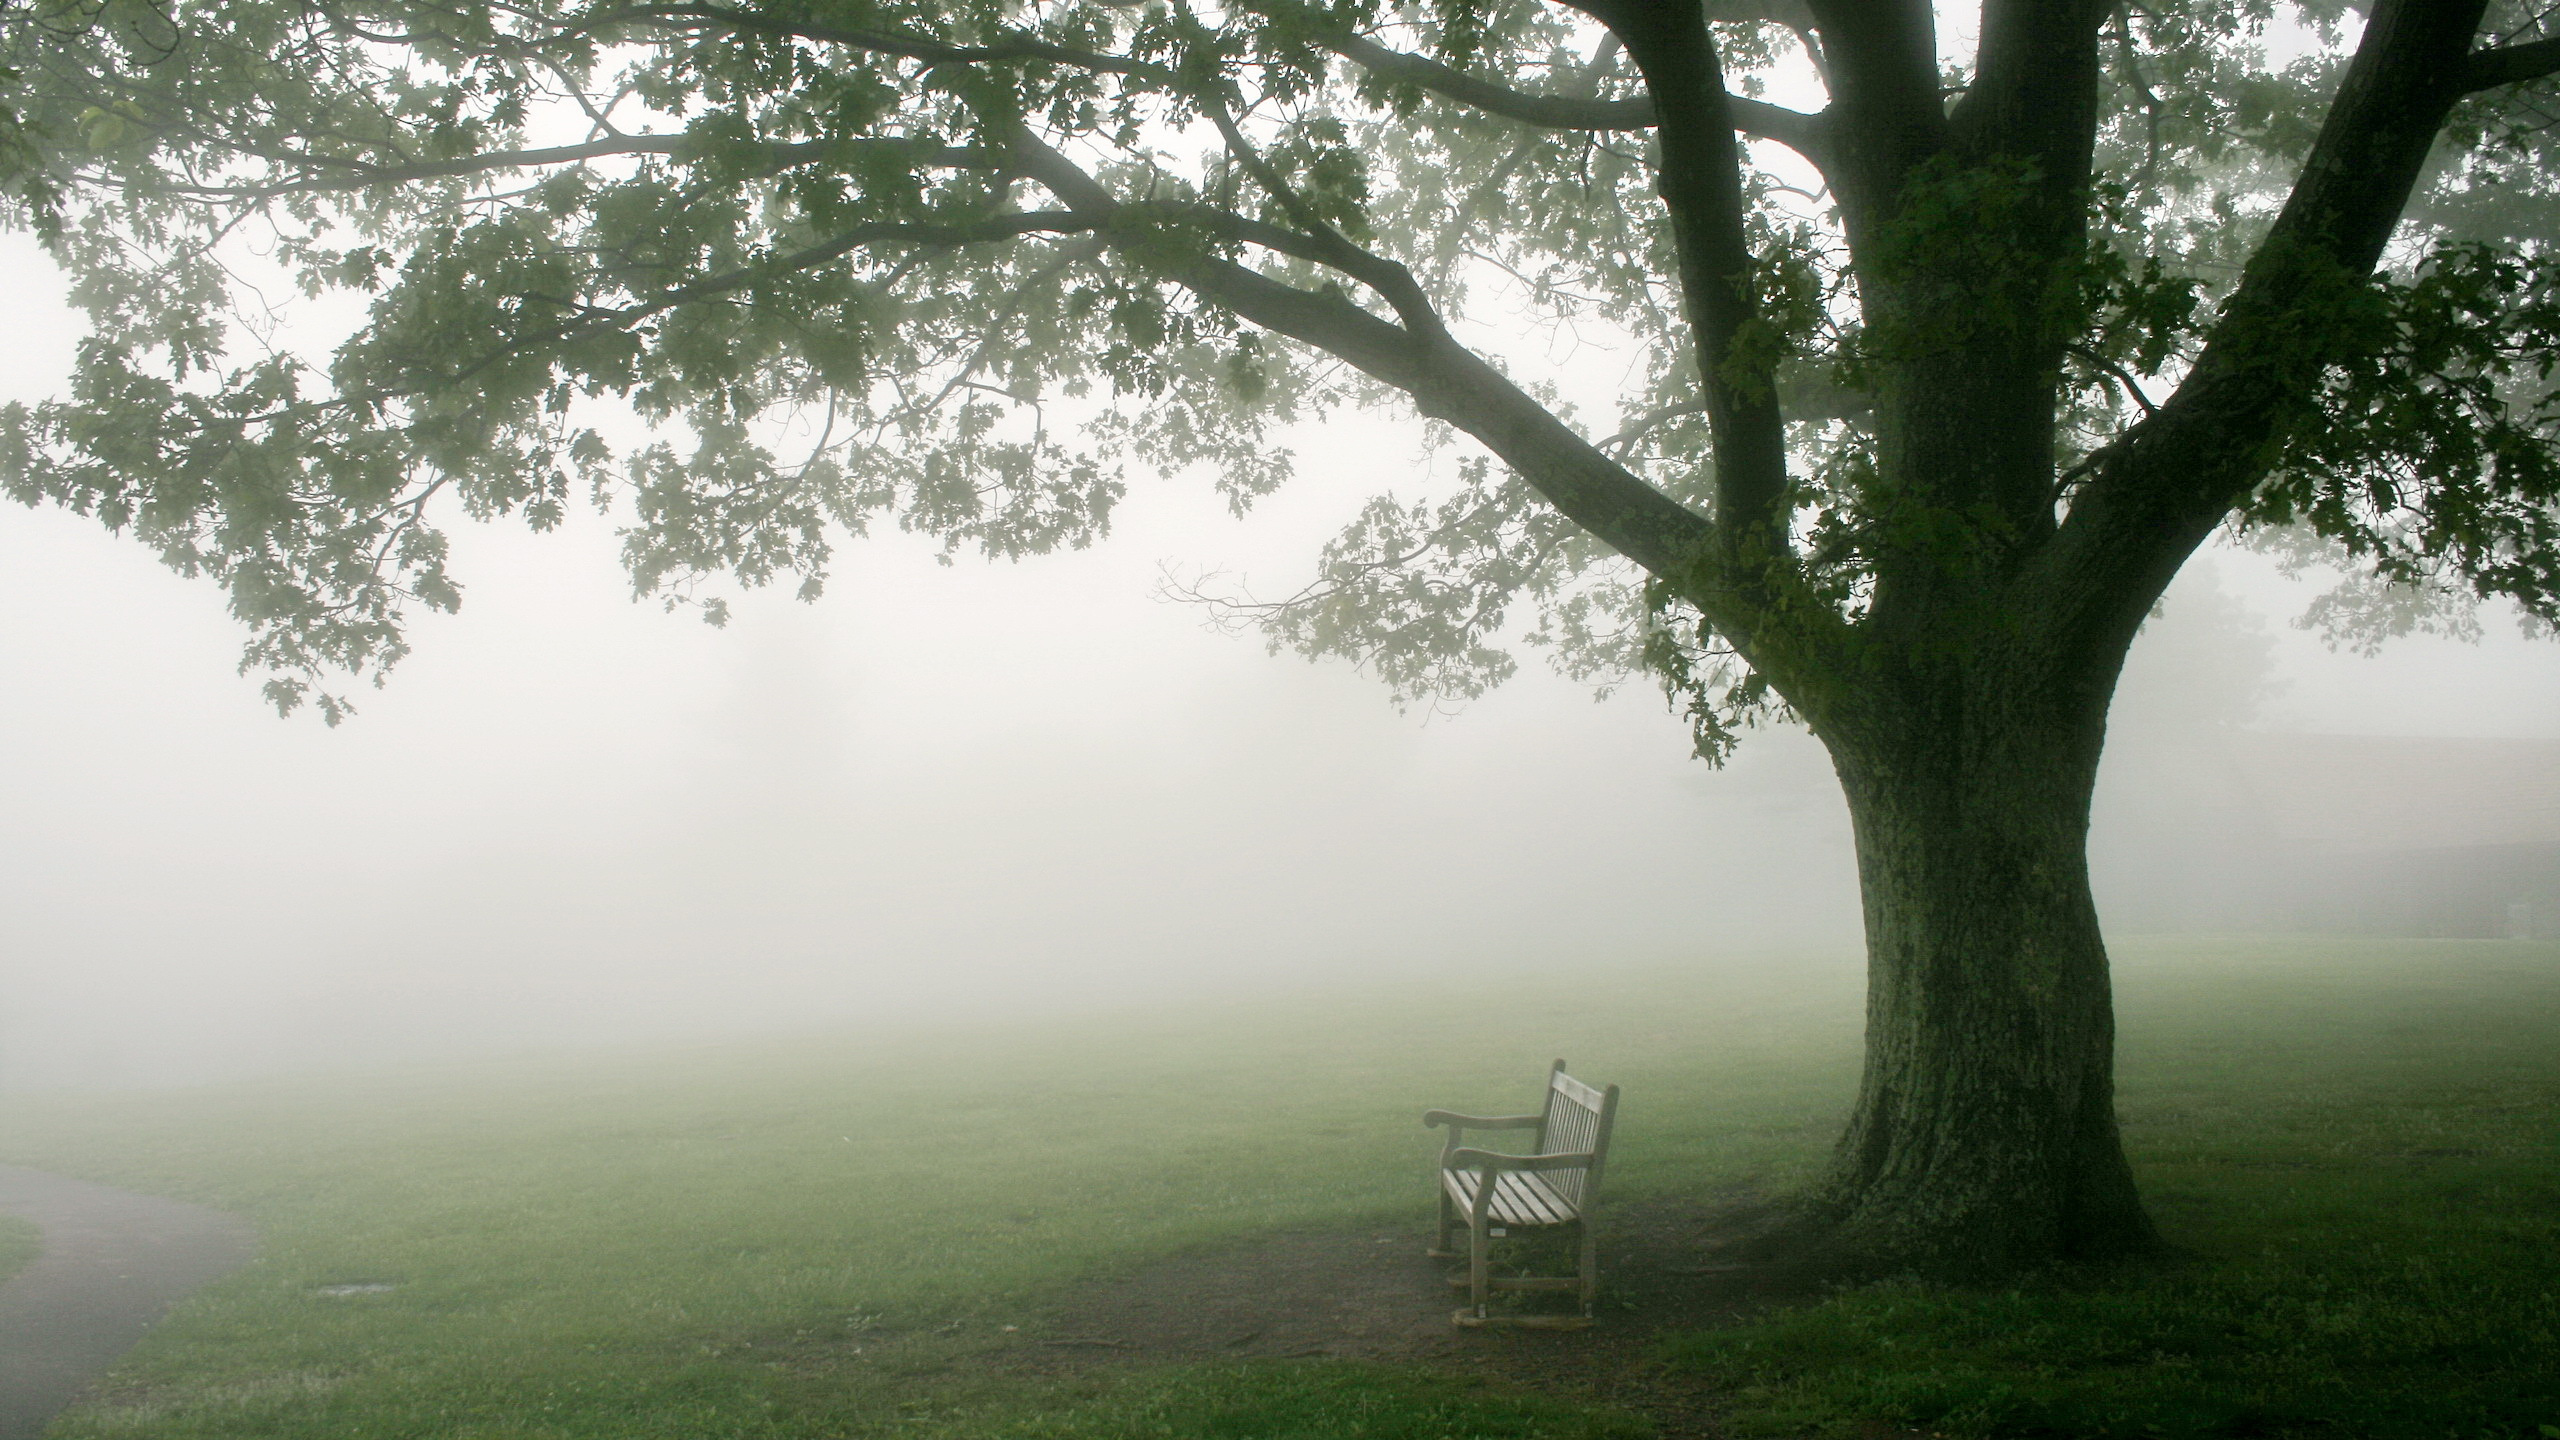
[3,0,2556,1273]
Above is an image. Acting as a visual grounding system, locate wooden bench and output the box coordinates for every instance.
[1424,1060,1619,1327]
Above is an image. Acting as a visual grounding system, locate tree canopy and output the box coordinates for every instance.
[2,0,2551,728]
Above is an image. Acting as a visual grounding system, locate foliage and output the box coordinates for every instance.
[0,0,2549,736]
[2246,243,2560,618]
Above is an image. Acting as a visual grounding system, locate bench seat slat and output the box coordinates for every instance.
[1497,1171,1568,1225]
[1441,1166,1577,1227]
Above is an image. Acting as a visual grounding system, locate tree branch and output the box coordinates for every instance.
[2465,34,2560,89]
[1008,128,1863,707]
[1198,259,1732,607]
[1313,30,1834,170]
[618,3,1174,82]
[2036,0,2495,655]
[1321,31,1654,129]
[443,210,1100,385]
[1798,0,1948,222]
[1196,101,1449,339]
[1953,0,2109,188]
[1572,0,1796,570]
[169,134,1001,199]
[1000,131,1778,639]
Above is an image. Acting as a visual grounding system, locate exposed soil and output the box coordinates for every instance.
[976,1193,1828,1439]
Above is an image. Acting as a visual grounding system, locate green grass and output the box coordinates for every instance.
[0,938,2552,1440]
[0,948,1861,1440]
[911,1363,1649,1440]
[1664,937,2560,1440]
[0,1211,40,1286]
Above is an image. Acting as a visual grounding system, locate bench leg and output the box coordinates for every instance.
[1467,1216,1491,1320]
[1577,1222,1598,1317]
[1428,1185,1459,1259]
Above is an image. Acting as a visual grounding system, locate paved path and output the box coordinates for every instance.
[0,1165,255,1440]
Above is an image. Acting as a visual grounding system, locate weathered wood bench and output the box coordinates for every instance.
[1424,1060,1619,1327]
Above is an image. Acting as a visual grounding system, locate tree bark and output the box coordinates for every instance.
[1809,666,2161,1275]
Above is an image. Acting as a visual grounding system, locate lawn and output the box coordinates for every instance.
[0,1211,38,1286]
[0,937,2552,1439]
[1670,936,2560,1439]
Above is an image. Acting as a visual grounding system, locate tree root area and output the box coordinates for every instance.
[972,1195,1822,1438]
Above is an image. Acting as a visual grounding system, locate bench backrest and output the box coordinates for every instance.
[1536,1060,1619,1210]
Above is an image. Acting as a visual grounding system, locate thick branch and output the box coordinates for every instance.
[1574,1,1795,569]
[2195,0,2493,311]
[2466,35,2560,89]
[2036,0,2494,657]
[1954,0,2108,185]
[1003,132,1790,638]
[1017,130,1856,706]
[1193,262,1729,598]
[1800,0,1947,219]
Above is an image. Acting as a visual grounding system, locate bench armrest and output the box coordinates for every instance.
[1423,1110,1543,1130]
[1443,1148,1598,1173]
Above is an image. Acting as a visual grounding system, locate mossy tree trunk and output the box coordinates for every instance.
[1808,654,2162,1273]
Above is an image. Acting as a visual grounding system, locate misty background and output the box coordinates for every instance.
[2,227,2554,1093]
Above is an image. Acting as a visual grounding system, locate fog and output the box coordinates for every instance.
[3,235,2555,1092]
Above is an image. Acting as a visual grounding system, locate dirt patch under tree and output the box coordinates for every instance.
[947,1193,1829,1439]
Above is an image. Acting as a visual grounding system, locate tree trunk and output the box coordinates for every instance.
[1808,676,2162,1275]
